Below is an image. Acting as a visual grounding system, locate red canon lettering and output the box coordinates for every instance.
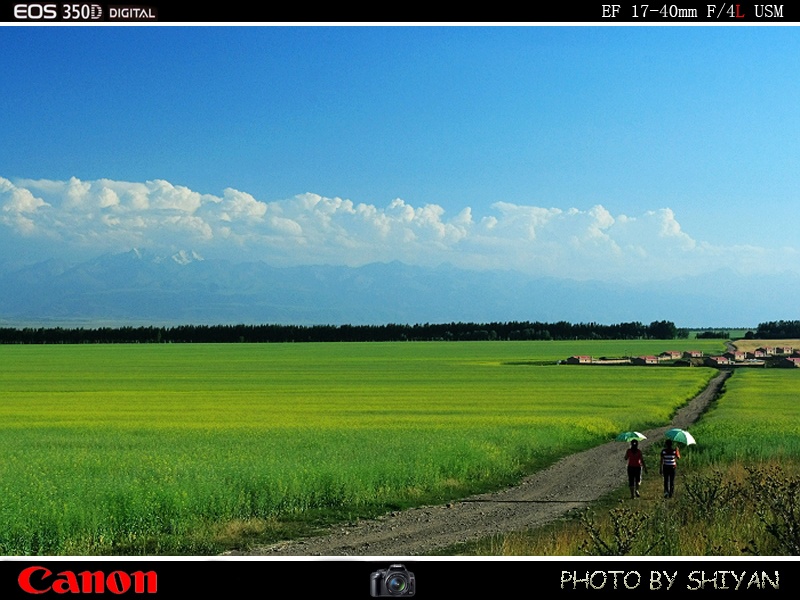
[18,566,157,594]
[19,567,50,594]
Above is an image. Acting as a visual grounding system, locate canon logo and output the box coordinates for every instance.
[13,4,58,19]
[18,566,157,595]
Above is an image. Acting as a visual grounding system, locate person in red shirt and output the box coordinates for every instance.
[624,439,646,499]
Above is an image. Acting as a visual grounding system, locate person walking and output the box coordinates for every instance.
[659,439,681,498]
[624,439,646,499]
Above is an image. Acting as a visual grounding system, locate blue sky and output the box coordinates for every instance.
[2,25,799,282]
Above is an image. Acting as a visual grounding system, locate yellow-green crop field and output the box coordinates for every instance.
[0,340,724,555]
[688,368,800,464]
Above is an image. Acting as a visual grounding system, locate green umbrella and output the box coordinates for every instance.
[616,431,647,442]
[665,428,696,445]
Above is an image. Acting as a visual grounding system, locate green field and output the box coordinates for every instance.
[0,340,724,555]
[688,368,800,463]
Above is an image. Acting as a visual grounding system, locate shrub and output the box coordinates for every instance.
[745,465,800,555]
[579,507,661,556]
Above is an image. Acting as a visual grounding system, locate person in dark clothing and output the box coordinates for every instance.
[659,439,681,498]
[624,439,646,499]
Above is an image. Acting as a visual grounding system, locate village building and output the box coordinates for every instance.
[566,355,593,364]
[633,355,660,365]
[704,356,731,367]
[562,344,800,369]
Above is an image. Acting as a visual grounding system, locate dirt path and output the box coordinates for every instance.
[225,369,731,556]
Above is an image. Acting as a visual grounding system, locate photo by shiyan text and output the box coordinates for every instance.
[560,570,780,591]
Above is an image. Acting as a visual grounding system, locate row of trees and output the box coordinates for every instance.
[752,320,800,339]
[696,330,730,339]
[0,320,685,344]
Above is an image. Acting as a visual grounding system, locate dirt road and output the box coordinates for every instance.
[226,369,731,556]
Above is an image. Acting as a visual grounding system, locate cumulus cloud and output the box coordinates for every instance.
[0,177,51,235]
[0,176,793,281]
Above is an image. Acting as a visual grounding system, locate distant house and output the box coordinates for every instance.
[776,346,794,355]
[724,351,746,362]
[779,357,800,368]
[633,355,660,365]
[659,351,682,361]
[683,350,704,359]
[747,349,769,359]
[756,346,775,356]
[566,355,593,364]
[705,356,730,367]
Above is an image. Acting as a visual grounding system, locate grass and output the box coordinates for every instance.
[689,368,800,463]
[0,341,720,555]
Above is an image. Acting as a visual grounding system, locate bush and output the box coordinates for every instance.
[579,507,661,556]
[682,470,741,515]
[745,465,800,554]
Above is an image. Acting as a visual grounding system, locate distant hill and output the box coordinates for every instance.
[0,249,796,327]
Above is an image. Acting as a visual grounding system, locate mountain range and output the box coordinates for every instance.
[0,249,795,328]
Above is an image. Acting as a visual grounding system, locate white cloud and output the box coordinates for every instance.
[0,184,49,215]
[65,176,93,208]
[97,186,120,209]
[0,177,51,235]
[268,215,303,236]
[148,179,203,213]
[1,176,796,282]
[219,188,267,220]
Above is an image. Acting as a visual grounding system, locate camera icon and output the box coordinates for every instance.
[370,564,415,597]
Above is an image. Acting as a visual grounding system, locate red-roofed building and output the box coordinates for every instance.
[705,356,730,367]
[566,355,593,364]
[633,355,660,365]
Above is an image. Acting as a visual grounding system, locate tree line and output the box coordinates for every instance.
[752,320,800,339]
[0,320,686,344]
